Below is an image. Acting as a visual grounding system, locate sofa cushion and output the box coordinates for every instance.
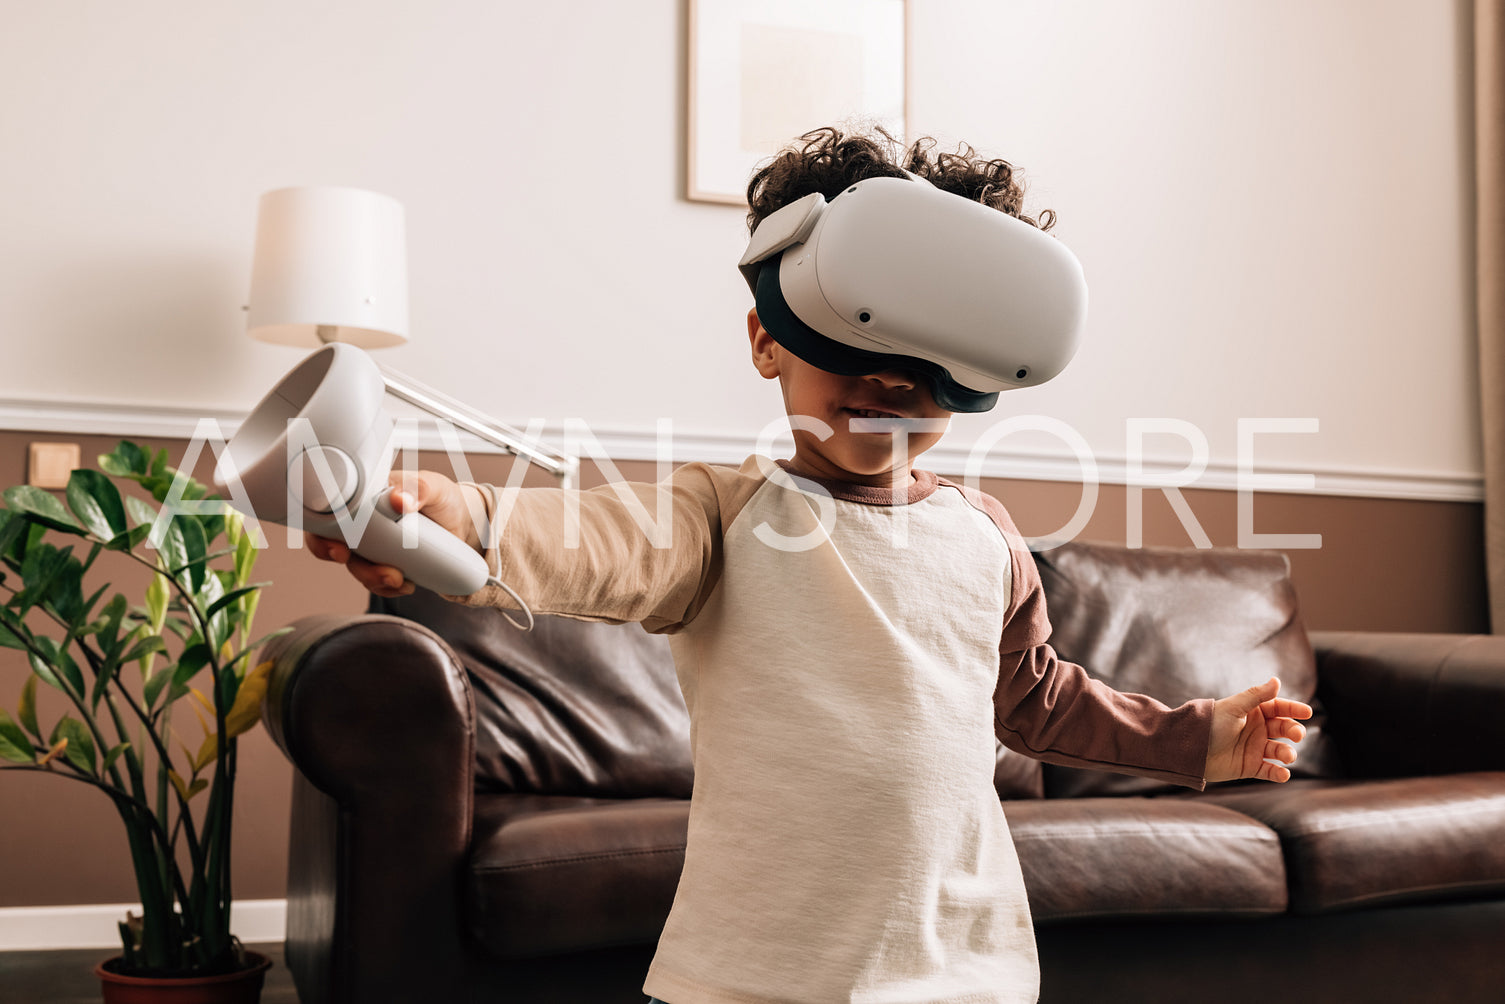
[1031,539,1335,797]
[467,793,690,959]
[374,590,695,798]
[1005,797,1288,922]
[1195,773,1505,914]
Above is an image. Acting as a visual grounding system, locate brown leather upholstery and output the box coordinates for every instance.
[1313,630,1505,777]
[468,794,688,959]
[1005,797,1287,921]
[262,614,476,1004]
[1035,900,1505,1004]
[1197,773,1505,914]
[1033,540,1335,797]
[370,589,693,798]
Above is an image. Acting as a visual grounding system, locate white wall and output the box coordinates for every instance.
[0,0,1479,491]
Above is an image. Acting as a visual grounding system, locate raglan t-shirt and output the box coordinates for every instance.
[453,455,1213,1004]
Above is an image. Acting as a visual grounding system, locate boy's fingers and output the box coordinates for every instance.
[305,532,349,564]
[1272,718,1307,743]
[1224,678,1280,716]
[1265,739,1298,765]
[346,553,412,596]
[1260,761,1292,783]
[1262,698,1314,721]
[388,471,432,513]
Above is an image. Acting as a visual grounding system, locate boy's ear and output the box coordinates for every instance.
[748,308,781,379]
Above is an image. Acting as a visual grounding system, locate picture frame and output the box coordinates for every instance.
[686,0,910,205]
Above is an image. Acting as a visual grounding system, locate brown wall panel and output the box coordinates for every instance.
[0,430,1488,909]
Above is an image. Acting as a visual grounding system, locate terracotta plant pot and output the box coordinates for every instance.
[94,951,273,1004]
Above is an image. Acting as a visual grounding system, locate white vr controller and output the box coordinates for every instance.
[214,343,491,596]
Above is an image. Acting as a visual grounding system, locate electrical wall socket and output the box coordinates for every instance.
[28,442,80,490]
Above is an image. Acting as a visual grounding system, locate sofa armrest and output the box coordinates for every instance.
[260,614,477,1004]
[1311,631,1505,777]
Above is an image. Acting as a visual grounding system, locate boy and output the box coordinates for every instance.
[309,127,1311,1004]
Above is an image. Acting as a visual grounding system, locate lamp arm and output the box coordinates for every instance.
[377,365,579,490]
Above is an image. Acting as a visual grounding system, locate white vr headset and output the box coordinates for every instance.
[738,175,1088,412]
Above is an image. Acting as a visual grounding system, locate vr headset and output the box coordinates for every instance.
[738,175,1088,413]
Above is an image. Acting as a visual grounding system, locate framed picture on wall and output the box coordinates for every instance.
[687,0,909,205]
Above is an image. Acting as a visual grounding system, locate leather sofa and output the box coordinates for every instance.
[261,539,1505,1003]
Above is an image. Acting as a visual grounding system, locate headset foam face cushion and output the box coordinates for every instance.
[1031,539,1337,797]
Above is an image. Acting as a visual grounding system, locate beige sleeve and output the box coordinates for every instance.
[446,460,765,634]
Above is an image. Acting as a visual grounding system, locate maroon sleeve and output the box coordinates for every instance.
[940,479,1213,790]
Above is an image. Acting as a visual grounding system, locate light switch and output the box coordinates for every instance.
[28,442,80,490]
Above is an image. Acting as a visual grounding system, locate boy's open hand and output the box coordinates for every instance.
[1204,677,1312,784]
[305,470,471,597]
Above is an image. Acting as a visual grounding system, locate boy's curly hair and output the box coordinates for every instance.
[745,126,1056,235]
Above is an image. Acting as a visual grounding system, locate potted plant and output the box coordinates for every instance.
[0,440,286,1002]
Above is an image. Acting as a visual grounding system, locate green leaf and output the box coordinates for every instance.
[199,573,230,650]
[90,648,120,713]
[123,494,157,530]
[0,510,27,563]
[51,716,96,774]
[165,643,212,704]
[16,542,75,615]
[2,486,84,534]
[120,634,165,665]
[142,667,171,711]
[101,742,131,774]
[29,639,83,700]
[98,441,147,478]
[0,608,28,650]
[0,708,33,763]
[144,573,169,633]
[104,524,152,553]
[72,581,110,632]
[23,649,65,694]
[204,583,268,622]
[18,675,40,740]
[46,559,95,631]
[155,519,187,581]
[65,469,127,541]
[94,594,129,655]
[176,516,208,592]
[234,518,257,585]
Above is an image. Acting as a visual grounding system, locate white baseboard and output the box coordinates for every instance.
[0,898,286,951]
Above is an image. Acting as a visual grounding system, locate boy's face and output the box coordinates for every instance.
[748,309,952,486]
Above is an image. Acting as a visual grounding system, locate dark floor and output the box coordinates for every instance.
[0,942,297,1004]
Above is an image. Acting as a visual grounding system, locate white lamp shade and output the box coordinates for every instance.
[247,186,410,348]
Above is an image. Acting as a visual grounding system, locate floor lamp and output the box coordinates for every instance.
[244,185,578,489]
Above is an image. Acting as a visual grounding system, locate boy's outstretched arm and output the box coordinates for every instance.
[1204,677,1312,783]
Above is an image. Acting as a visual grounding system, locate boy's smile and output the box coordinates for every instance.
[748,309,953,488]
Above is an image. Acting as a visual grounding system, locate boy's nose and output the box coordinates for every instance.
[866,368,918,391]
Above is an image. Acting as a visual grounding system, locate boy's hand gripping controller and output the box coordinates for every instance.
[215,343,491,596]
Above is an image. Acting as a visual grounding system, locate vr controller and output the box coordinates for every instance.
[214,343,491,596]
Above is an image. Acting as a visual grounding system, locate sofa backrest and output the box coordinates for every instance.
[1033,539,1336,796]
[372,589,695,798]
